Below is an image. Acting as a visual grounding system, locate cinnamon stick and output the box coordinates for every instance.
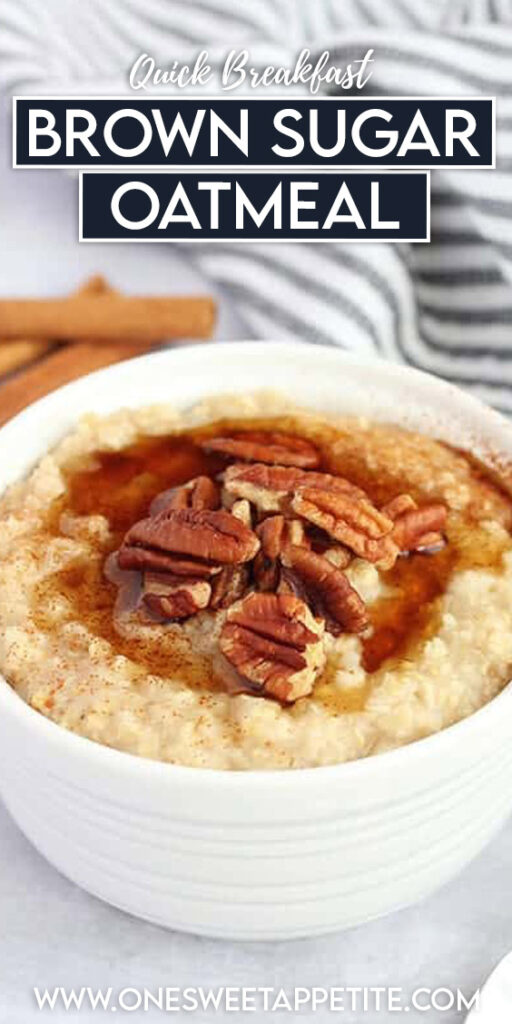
[0,341,150,427]
[0,295,215,343]
[0,338,54,376]
[0,277,110,378]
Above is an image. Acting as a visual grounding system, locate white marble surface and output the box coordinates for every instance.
[0,113,511,1022]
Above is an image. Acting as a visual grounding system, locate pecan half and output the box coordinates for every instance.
[256,515,306,559]
[150,476,220,515]
[257,514,287,560]
[121,508,260,570]
[220,592,325,702]
[224,463,364,513]
[142,572,211,620]
[292,488,398,569]
[281,546,369,635]
[382,495,447,554]
[252,515,285,591]
[253,515,309,591]
[201,430,320,468]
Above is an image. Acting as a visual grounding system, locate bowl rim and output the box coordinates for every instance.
[1,339,512,789]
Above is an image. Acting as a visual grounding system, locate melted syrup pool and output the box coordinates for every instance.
[64,433,224,536]
[362,546,455,673]
[38,415,511,709]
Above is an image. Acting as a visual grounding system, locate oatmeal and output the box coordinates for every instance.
[1,393,512,770]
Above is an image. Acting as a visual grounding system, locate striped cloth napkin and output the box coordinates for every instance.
[2,0,512,409]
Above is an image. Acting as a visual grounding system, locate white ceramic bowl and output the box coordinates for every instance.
[1,341,512,941]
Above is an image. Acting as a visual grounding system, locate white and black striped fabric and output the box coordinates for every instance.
[2,0,512,409]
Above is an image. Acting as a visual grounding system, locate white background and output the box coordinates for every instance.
[0,110,511,1022]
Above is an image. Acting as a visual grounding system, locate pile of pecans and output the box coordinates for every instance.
[114,430,447,703]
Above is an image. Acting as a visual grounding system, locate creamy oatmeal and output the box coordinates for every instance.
[1,393,512,770]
